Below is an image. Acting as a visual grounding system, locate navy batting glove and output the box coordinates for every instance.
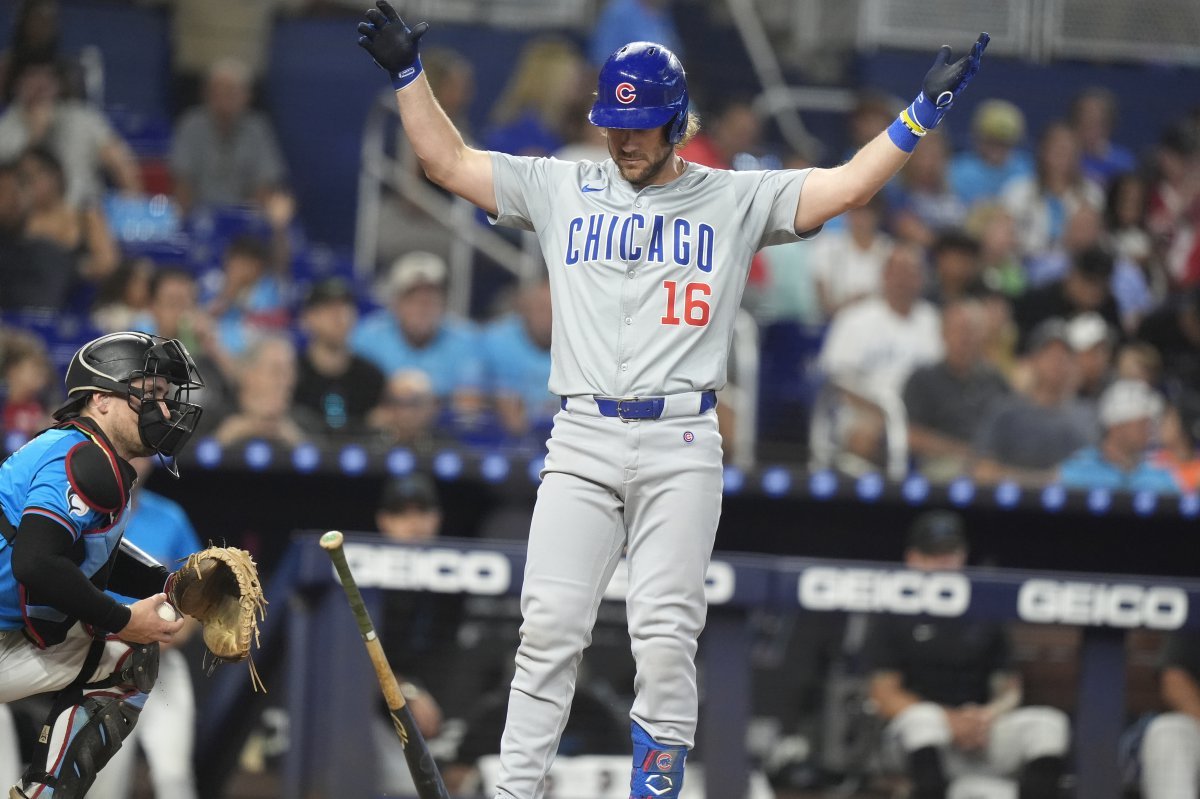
[356,1,430,90]
[888,32,990,152]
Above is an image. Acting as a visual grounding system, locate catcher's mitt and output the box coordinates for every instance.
[168,546,268,690]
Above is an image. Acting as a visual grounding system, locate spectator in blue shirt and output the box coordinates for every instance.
[482,38,585,157]
[1070,87,1137,188]
[351,251,484,413]
[949,100,1034,208]
[207,234,290,357]
[93,457,202,799]
[483,279,555,441]
[590,0,682,67]
[1059,379,1180,493]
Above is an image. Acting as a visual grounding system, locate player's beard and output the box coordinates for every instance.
[113,423,155,460]
[611,142,676,188]
[112,399,158,459]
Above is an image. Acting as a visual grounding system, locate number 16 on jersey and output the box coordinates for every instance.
[661,280,711,327]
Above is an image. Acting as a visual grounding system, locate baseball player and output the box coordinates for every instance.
[865,511,1069,799]
[0,332,204,799]
[356,6,989,797]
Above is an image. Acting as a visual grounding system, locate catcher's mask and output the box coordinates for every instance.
[53,332,205,470]
[589,41,689,145]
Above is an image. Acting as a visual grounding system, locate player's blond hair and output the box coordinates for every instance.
[675,112,702,149]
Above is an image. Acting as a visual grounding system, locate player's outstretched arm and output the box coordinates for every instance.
[795,33,989,233]
[357,1,496,215]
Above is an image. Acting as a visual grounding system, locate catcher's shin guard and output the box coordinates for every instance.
[16,645,158,799]
[630,722,688,799]
[17,695,146,799]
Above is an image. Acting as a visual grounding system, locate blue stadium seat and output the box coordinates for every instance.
[186,205,273,250]
[2,311,104,372]
[105,105,173,159]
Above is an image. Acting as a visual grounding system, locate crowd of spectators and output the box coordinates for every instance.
[0,0,1198,498]
[805,89,1200,494]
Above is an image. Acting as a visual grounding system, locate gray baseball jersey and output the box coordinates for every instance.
[487,152,815,799]
[489,154,814,397]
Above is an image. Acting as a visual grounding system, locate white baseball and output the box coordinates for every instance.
[157,603,180,622]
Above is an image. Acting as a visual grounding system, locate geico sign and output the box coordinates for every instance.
[603,560,736,605]
[1017,580,1187,629]
[342,544,511,594]
[799,567,970,616]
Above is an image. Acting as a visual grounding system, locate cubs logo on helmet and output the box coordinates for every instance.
[589,41,690,144]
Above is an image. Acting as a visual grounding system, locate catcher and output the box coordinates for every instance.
[0,332,265,799]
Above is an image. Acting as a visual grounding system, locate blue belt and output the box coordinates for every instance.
[561,390,717,420]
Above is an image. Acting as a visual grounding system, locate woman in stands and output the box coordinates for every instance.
[17,145,118,306]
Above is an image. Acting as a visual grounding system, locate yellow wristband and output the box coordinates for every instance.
[900,107,928,137]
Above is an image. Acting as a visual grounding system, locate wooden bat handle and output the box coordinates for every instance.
[319,531,450,799]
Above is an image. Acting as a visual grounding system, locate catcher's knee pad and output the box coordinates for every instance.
[118,642,160,693]
[24,695,142,799]
[89,641,160,694]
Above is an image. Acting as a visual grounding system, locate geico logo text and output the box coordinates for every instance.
[798,567,970,616]
[342,544,511,594]
[1017,580,1187,629]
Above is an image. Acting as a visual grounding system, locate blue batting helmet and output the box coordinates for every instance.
[589,42,689,144]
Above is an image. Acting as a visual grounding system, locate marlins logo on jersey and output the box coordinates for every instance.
[66,488,89,517]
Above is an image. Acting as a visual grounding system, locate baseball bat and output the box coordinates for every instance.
[319,530,451,799]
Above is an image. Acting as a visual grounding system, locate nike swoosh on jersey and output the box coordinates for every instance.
[580,184,605,193]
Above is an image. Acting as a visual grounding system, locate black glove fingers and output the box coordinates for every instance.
[357,2,428,76]
[377,0,401,22]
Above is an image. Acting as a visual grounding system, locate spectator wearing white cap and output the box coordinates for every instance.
[1066,311,1116,402]
[1058,379,1180,493]
[350,251,484,412]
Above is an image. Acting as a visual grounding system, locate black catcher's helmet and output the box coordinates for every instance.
[53,332,205,464]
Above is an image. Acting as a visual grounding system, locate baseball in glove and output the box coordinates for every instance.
[167,546,268,691]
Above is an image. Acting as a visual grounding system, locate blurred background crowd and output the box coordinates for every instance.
[0,0,1198,497]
